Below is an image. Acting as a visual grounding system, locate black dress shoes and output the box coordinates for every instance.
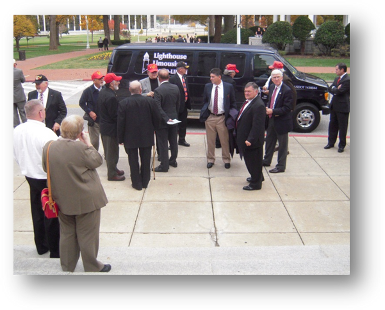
[155,165,168,172]
[108,175,126,181]
[224,163,231,169]
[169,161,178,168]
[324,144,334,149]
[269,167,284,173]
[338,147,344,153]
[100,264,111,272]
[178,141,190,147]
[207,162,214,169]
[243,185,261,191]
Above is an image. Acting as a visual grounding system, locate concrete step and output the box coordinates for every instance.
[14,244,350,275]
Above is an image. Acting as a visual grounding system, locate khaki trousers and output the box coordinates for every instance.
[58,209,104,272]
[205,114,230,164]
[88,122,100,151]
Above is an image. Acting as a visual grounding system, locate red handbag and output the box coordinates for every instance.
[41,141,59,219]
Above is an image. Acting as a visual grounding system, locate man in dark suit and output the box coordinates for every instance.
[27,74,67,136]
[263,69,293,173]
[98,73,125,181]
[169,61,191,147]
[118,81,161,190]
[236,82,266,190]
[324,63,350,153]
[200,68,237,169]
[153,69,180,172]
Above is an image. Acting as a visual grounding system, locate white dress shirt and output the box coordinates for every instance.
[209,82,224,114]
[13,119,58,179]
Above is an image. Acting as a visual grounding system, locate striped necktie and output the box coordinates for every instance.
[182,76,188,102]
[269,87,278,118]
[213,86,218,114]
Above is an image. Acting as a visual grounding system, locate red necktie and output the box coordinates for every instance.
[269,87,278,118]
[213,86,218,114]
[337,77,341,84]
[236,100,248,128]
[182,76,188,102]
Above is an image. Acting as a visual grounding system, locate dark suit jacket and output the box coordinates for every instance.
[267,82,293,135]
[117,94,161,148]
[153,81,180,129]
[328,74,350,113]
[200,81,237,122]
[236,95,266,152]
[98,87,119,137]
[28,88,67,134]
[169,73,191,111]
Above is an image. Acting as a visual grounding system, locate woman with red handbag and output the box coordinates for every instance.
[42,115,111,273]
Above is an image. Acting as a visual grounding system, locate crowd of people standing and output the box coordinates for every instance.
[13,56,349,272]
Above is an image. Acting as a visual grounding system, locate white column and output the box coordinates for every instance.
[134,15,137,31]
[73,16,76,31]
[43,15,46,32]
[36,15,39,30]
[79,15,82,30]
[280,15,285,22]
[122,15,124,24]
[273,15,278,23]
[128,15,131,30]
[237,15,241,45]
[147,15,151,29]
[141,15,143,29]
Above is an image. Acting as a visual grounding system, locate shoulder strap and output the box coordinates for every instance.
[46,141,54,203]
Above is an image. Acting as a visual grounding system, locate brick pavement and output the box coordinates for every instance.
[15,47,348,81]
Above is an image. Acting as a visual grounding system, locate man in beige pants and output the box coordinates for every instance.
[200,68,237,169]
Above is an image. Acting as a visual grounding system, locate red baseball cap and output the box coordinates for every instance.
[269,61,284,69]
[226,64,239,73]
[147,64,158,72]
[104,73,122,84]
[91,71,104,80]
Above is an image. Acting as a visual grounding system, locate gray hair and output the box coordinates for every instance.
[24,99,43,118]
[223,69,235,76]
[244,82,259,91]
[271,69,283,77]
[60,115,84,140]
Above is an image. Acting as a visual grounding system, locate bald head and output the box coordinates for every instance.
[158,69,169,82]
[129,80,142,95]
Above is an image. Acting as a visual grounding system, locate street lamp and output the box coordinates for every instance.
[86,15,90,49]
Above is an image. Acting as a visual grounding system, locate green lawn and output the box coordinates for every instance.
[285,56,350,68]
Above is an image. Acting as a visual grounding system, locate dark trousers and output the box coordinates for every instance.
[101,135,119,178]
[178,107,188,142]
[263,117,289,171]
[244,146,264,189]
[25,177,60,258]
[126,146,152,190]
[328,110,349,148]
[156,125,178,170]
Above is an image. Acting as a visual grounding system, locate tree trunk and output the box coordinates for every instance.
[223,15,234,33]
[55,22,60,46]
[209,15,215,38]
[103,15,111,44]
[213,15,222,43]
[114,15,120,41]
[49,15,58,50]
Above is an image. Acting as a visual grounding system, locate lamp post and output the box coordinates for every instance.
[86,15,90,49]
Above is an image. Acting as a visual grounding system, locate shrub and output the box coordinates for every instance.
[292,16,315,55]
[345,23,350,44]
[314,20,345,56]
[262,21,293,51]
[220,28,254,44]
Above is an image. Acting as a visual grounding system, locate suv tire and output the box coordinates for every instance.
[293,103,320,133]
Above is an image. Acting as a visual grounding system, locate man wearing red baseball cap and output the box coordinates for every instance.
[140,64,160,97]
[79,71,105,150]
[98,73,125,181]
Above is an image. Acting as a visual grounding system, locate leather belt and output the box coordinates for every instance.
[211,113,224,116]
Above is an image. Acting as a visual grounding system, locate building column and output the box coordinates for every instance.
[43,15,46,32]
[273,15,278,23]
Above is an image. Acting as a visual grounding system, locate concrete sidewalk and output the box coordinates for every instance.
[13,134,350,275]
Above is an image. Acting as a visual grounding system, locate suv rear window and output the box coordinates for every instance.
[220,52,246,77]
[111,51,132,74]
